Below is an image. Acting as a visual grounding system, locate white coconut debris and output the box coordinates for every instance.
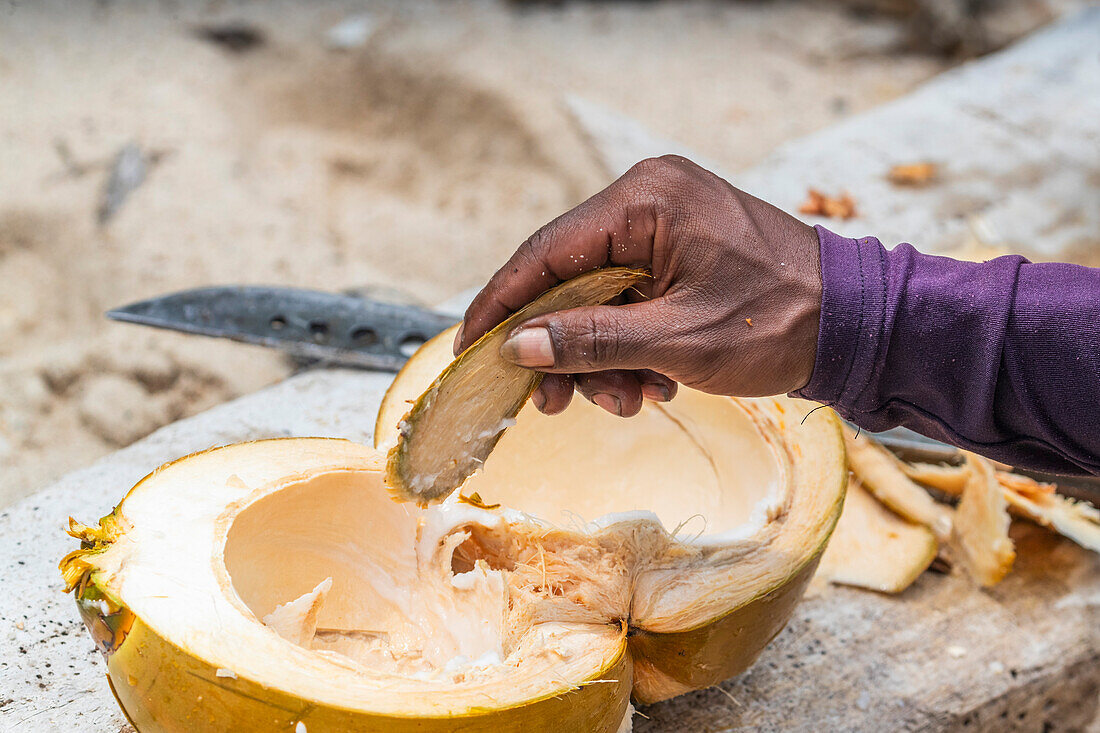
[617,703,635,733]
[324,13,376,50]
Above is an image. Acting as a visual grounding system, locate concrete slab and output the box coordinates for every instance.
[3,9,1099,732]
[570,8,1100,261]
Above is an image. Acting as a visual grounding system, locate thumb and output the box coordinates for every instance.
[499,301,666,374]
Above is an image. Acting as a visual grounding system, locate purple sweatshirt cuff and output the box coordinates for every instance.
[793,226,887,408]
[792,225,1100,475]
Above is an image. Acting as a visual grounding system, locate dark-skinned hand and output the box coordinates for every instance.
[454,155,823,418]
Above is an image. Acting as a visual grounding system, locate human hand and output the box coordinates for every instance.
[455,156,822,417]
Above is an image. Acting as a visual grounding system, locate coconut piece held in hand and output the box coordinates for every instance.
[385,267,649,505]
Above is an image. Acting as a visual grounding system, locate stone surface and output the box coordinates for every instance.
[570,8,1100,262]
[3,10,1100,732]
[639,528,1100,731]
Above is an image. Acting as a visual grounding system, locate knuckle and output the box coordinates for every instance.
[555,312,620,369]
[628,155,684,183]
[589,312,622,366]
[625,156,705,212]
[629,156,669,176]
[656,153,690,169]
[624,158,674,210]
[520,224,552,259]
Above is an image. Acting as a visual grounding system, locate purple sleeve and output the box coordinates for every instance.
[794,225,1100,476]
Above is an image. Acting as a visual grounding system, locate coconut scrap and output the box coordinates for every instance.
[900,456,1100,553]
[887,162,938,186]
[798,188,857,219]
[953,454,1015,587]
[817,476,938,594]
[996,471,1056,499]
[898,460,969,495]
[263,577,333,646]
[459,491,501,510]
[1003,486,1100,553]
[843,427,953,541]
[386,267,649,505]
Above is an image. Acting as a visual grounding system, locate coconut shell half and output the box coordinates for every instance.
[377,325,847,704]
[62,440,632,732]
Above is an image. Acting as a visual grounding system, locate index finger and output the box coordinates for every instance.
[456,186,657,354]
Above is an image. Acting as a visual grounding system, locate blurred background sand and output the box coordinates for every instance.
[0,0,1075,507]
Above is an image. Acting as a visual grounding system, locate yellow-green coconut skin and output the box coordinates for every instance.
[80,595,631,732]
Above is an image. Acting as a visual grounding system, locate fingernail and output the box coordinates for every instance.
[500,327,554,368]
[593,393,622,416]
[452,323,465,356]
[531,387,547,411]
[641,383,670,402]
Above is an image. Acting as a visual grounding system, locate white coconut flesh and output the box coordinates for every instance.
[458,391,783,544]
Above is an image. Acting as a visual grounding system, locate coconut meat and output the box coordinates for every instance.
[454,388,786,546]
[223,467,532,682]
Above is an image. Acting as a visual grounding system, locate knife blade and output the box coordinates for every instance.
[107,286,459,372]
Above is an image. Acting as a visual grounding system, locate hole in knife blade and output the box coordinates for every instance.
[350,327,379,346]
[399,334,425,357]
[309,321,330,342]
[270,316,287,331]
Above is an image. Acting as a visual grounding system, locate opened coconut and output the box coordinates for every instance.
[62,273,847,731]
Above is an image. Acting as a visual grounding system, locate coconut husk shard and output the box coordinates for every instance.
[824,432,1100,594]
[953,452,1015,587]
[842,427,954,540]
[386,267,650,505]
[817,476,938,594]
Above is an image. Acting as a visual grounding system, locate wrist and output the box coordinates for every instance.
[788,223,823,391]
[792,226,885,405]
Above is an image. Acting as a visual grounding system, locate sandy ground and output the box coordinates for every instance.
[0,0,1067,508]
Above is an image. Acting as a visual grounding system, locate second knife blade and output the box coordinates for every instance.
[108,286,459,371]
